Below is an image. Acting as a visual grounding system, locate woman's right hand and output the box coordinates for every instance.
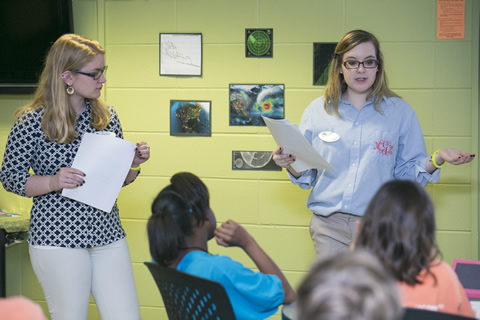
[49,167,85,192]
[272,147,301,177]
[272,146,296,168]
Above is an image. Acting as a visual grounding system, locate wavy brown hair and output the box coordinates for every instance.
[14,34,110,143]
[355,180,440,285]
[324,29,400,116]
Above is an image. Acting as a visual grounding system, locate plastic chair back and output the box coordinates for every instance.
[402,308,476,320]
[144,262,236,320]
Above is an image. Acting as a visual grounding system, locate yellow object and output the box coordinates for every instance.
[432,150,445,169]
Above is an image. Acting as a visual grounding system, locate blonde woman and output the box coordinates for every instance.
[0,34,149,320]
[273,29,475,259]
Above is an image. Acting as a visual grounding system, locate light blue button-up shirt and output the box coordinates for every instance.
[289,96,440,216]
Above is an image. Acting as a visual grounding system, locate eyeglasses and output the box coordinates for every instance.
[72,66,108,80]
[342,60,378,69]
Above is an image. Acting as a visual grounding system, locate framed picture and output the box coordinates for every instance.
[313,42,337,86]
[170,100,211,136]
[245,28,273,58]
[160,33,202,76]
[229,84,284,126]
[232,151,281,171]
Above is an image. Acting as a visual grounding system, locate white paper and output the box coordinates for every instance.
[62,133,136,212]
[470,300,480,319]
[262,116,334,172]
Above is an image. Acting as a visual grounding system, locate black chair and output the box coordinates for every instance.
[402,307,477,320]
[144,262,236,320]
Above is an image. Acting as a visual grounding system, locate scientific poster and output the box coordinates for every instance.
[229,84,284,126]
[160,33,202,75]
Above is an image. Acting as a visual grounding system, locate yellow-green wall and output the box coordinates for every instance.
[1,0,479,319]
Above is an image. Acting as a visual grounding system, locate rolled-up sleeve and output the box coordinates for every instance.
[393,106,440,187]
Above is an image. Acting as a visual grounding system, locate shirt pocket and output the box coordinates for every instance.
[364,131,397,166]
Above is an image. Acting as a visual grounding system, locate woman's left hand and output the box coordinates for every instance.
[438,148,475,165]
[132,141,150,167]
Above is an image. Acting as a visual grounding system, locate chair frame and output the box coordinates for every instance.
[402,307,476,320]
[144,262,236,320]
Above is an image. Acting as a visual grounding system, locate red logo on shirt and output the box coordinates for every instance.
[374,139,393,156]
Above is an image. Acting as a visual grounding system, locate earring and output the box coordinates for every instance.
[66,85,74,95]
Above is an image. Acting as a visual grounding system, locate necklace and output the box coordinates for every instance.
[179,246,208,253]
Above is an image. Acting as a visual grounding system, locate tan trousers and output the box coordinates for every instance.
[309,212,361,260]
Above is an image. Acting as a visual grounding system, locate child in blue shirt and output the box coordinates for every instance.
[147,172,296,319]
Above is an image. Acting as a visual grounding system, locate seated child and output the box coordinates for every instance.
[147,172,296,319]
[354,179,475,317]
[296,250,403,320]
[0,296,47,320]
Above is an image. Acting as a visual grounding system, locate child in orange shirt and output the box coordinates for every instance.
[354,179,475,317]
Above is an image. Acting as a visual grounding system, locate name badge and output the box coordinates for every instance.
[318,131,340,142]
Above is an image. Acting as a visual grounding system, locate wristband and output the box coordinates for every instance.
[432,150,444,169]
[130,164,141,171]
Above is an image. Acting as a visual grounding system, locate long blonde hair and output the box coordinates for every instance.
[14,34,110,143]
[323,30,400,117]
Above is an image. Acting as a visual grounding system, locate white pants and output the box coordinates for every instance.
[29,238,141,320]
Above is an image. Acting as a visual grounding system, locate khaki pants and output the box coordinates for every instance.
[309,212,361,260]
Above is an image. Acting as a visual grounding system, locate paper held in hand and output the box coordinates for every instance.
[262,116,334,172]
[62,132,136,212]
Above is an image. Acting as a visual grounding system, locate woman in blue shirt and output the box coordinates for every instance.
[272,29,475,259]
[147,172,296,319]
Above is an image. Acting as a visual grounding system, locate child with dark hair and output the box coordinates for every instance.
[354,179,475,317]
[147,172,296,319]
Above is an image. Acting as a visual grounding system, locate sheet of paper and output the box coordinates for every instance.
[262,116,334,172]
[62,133,136,212]
[437,0,465,39]
[470,300,480,319]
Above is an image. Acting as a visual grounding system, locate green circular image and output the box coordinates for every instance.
[247,30,271,56]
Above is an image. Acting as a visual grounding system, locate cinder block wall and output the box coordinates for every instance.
[0,0,478,319]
